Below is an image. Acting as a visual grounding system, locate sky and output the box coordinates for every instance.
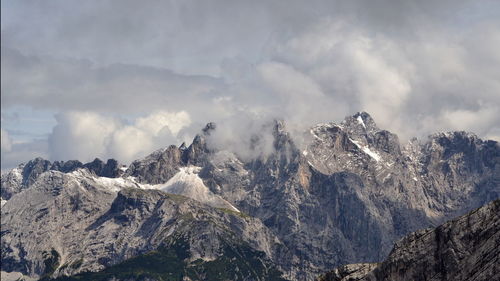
[1,0,500,169]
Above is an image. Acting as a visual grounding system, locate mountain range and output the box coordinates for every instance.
[1,112,499,281]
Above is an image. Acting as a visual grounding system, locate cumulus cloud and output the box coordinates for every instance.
[1,0,499,167]
[267,17,500,140]
[49,112,119,161]
[416,106,500,141]
[135,111,191,136]
[48,111,192,163]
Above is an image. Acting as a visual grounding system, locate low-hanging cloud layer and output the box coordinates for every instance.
[1,0,499,169]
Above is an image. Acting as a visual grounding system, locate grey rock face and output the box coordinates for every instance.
[419,131,500,215]
[125,145,184,184]
[83,158,122,178]
[1,170,117,278]
[318,199,500,281]
[1,170,285,280]
[317,263,378,281]
[195,113,499,279]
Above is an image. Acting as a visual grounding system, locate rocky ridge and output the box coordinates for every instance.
[1,157,123,201]
[1,112,499,280]
[1,170,287,280]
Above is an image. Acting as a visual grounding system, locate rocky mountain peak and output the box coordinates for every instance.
[341,111,379,135]
[179,142,188,151]
[82,158,122,178]
[202,122,217,135]
[21,157,52,186]
[272,119,287,134]
[271,119,295,152]
[125,125,215,184]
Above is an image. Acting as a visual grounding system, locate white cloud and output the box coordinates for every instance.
[49,112,119,162]
[1,129,13,153]
[47,111,192,164]
[1,0,499,167]
[0,47,221,115]
[135,111,191,136]
[109,126,153,162]
[268,18,500,140]
[205,114,277,162]
[0,139,48,171]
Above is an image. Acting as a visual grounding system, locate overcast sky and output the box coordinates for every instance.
[1,0,500,169]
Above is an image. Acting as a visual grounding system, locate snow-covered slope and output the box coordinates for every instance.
[156,166,240,212]
[78,166,241,212]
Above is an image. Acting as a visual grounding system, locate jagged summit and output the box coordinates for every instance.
[202,121,216,134]
[1,157,122,200]
[342,111,378,131]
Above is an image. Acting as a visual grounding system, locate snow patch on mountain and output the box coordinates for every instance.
[357,116,366,129]
[90,175,139,192]
[155,166,240,212]
[69,168,240,212]
[10,167,23,179]
[69,170,139,192]
[350,139,381,162]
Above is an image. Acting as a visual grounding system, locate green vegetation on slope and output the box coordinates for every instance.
[48,237,286,281]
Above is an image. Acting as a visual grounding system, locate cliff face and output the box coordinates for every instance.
[1,112,499,281]
[318,199,500,281]
[194,112,499,279]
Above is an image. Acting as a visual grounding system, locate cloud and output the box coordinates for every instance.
[419,106,500,141]
[0,47,222,115]
[47,111,192,164]
[49,112,120,162]
[1,0,499,168]
[206,116,277,162]
[267,17,500,140]
[0,138,49,172]
[108,126,154,163]
[1,129,13,153]
[135,111,191,136]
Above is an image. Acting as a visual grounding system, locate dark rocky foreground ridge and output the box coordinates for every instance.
[1,112,499,281]
[317,198,500,281]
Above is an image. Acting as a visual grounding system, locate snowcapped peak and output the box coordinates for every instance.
[338,112,378,135]
[354,111,372,120]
